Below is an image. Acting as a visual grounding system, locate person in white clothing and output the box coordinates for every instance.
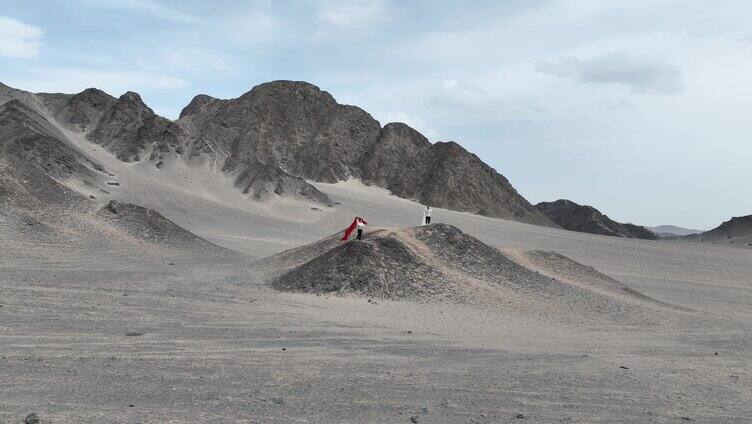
[423,206,432,225]
[356,217,366,239]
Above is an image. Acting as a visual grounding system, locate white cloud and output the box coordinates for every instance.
[375,111,440,140]
[601,98,635,111]
[316,0,383,27]
[223,7,280,43]
[0,16,43,58]
[435,79,500,113]
[5,67,187,94]
[162,48,230,73]
[536,52,683,94]
[75,0,195,22]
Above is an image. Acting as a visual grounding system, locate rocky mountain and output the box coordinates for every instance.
[0,80,554,226]
[647,225,703,238]
[536,199,657,240]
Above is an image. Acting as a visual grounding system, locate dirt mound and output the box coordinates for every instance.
[97,201,228,252]
[269,224,678,319]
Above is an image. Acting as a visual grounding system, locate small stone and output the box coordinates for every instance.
[271,397,285,405]
[714,351,719,355]
[282,348,287,351]
[25,413,39,424]
[516,413,525,419]
[420,406,429,414]
[410,416,419,423]
[126,332,144,337]
[619,366,629,369]
[128,404,134,408]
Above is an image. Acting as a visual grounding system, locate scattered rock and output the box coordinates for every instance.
[89,195,96,199]
[410,416,419,423]
[125,332,144,337]
[516,413,525,419]
[311,207,321,211]
[271,397,285,405]
[282,348,287,351]
[107,181,120,186]
[25,413,39,424]
[714,351,719,356]
[680,416,695,421]
[619,366,629,369]
[128,404,134,408]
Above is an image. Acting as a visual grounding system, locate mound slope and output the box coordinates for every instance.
[96,201,228,252]
[269,224,678,319]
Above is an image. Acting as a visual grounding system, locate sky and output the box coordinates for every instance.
[2,0,752,229]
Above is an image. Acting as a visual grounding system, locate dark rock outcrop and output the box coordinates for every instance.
[536,199,657,239]
[88,91,181,162]
[54,88,115,131]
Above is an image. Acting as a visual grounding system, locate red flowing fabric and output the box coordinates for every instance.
[341,217,368,241]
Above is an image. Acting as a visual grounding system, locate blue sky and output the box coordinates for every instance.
[2,0,752,229]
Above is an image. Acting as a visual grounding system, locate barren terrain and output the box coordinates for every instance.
[2,173,751,423]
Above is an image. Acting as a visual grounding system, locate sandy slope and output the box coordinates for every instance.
[1,125,752,421]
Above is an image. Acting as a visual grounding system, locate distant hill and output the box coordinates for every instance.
[536,199,657,240]
[683,215,752,246]
[647,225,703,238]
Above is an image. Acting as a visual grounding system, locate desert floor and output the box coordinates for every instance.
[1,177,751,423]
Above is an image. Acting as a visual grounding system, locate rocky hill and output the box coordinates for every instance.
[536,199,657,239]
[683,215,752,246]
[0,80,554,226]
[266,223,675,319]
[0,99,107,207]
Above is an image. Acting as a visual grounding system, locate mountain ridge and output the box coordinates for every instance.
[0,80,556,227]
